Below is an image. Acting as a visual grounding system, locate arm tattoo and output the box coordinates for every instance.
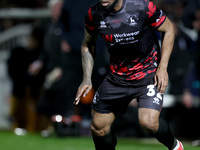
[81,29,98,83]
[82,47,94,82]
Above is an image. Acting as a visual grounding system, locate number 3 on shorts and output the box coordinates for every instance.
[146,85,162,100]
[147,85,155,96]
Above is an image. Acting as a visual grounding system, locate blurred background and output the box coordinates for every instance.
[0,0,199,145]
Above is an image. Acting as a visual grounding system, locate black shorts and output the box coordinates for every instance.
[92,77,163,114]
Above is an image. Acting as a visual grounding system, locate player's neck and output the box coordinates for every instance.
[113,0,123,11]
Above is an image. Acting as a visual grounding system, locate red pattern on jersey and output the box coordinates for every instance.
[144,56,152,64]
[151,16,166,27]
[110,64,118,74]
[152,51,157,57]
[110,64,129,75]
[110,47,158,80]
[129,71,147,80]
[144,51,157,63]
[118,67,129,75]
[131,63,144,71]
[147,68,156,74]
[146,1,156,18]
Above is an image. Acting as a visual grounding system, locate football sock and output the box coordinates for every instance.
[92,130,117,150]
[151,118,176,149]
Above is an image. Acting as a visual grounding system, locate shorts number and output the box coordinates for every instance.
[147,85,155,96]
[147,85,163,100]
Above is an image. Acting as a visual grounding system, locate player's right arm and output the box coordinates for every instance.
[74,28,98,105]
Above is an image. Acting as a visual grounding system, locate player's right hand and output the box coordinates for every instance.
[74,80,92,105]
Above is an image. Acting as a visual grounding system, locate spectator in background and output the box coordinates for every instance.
[58,0,108,136]
[161,0,192,97]
[157,0,200,142]
[182,0,200,61]
[29,0,72,137]
[181,1,200,145]
[163,17,195,138]
[182,60,200,110]
[155,0,200,140]
[181,55,200,145]
[29,0,108,137]
[7,26,45,134]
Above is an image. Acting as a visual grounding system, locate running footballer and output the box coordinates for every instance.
[74,0,184,150]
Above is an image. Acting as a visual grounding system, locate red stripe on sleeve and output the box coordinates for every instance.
[85,23,96,31]
[151,16,166,28]
[88,7,93,21]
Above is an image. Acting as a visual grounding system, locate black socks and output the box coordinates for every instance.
[92,118,176,150]
[151,118,176,149]
[92,130,117,150]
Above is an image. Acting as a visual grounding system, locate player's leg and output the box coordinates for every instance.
[91,109,117,150]
[138,108,177,149]
[138,108,184,150]
[136,78,183,150]
[138,108,160,134]
[90,77,131,150]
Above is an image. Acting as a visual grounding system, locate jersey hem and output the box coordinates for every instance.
[106,71,155,86]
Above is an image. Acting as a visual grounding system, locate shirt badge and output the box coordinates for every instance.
[127,14,139,27]
[100,21,107,28]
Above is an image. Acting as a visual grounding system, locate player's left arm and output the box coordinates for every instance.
[154,17,175,94]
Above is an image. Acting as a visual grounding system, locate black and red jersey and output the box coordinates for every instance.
[85,0,166,85]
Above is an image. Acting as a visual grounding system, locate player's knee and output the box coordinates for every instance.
[90,121,110,137]
[139,117,159,134]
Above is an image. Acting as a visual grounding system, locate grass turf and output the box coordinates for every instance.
[0,131,199,150]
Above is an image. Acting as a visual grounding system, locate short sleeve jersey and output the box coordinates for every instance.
[85,0,166,85]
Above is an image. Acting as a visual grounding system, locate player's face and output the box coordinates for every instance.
[100,0,115,8]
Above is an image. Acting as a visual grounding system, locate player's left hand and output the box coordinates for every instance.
[154,67,168,94]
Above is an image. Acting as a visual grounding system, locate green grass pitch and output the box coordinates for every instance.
[0,131,199,150]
